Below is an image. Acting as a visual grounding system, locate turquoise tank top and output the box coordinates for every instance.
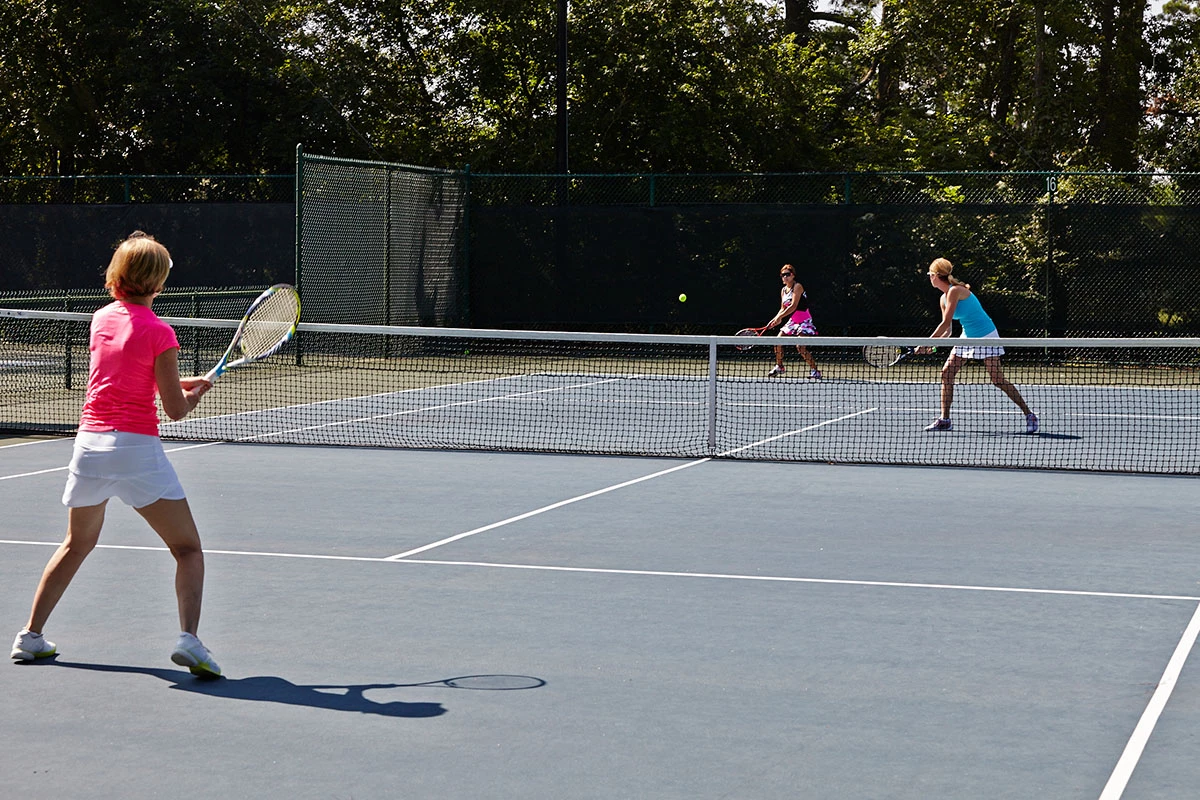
[952,292,997,337]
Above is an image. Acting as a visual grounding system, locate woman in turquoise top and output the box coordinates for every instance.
[916,258,1038,433]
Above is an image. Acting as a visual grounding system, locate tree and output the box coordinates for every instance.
[1143,1,1200,170]
[0,0,1197,176]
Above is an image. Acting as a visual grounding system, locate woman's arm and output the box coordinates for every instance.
[155,348,210,421]
[930,287,966,338]
[769,286,800,327]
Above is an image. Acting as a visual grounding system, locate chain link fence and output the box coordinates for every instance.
[298,152,467,326]
[0,175,294,303]
[4,166,1199,338]
[466,171,1200,336]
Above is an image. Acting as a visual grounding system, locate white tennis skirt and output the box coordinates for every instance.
[62,430,186,509]
[952,330,1004,360]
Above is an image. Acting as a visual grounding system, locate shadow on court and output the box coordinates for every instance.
[973,431,1083,440]
[44,660,449,718]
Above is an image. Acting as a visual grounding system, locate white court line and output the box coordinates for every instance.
[1074,412,1200,422]
[385,409,877,560]
[0,441,224,481]
[161,370,680,433]
[221,375,636,442]
[3,538,1200,603]
[1099,600,1200,800]
[0,465,70,481]
[0,438,70,449]
[158,372,543,427]
[718,409,875,457]
[383,458,713,559]
[880,406,1200,422]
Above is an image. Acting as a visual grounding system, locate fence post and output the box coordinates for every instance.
[384,165,393,327]
[462,164,472,327]
[1045,173,1058,337]
[294,144,304,366]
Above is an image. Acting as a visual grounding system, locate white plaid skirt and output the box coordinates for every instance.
[951,329,1004,360]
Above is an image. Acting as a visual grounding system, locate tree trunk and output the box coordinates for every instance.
[783,0,815,42]
[874,0,902,124]
[1090,0,1146,170]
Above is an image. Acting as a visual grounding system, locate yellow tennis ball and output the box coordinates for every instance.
[678,293,687,303]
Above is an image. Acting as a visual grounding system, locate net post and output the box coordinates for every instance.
[707,338,718,453]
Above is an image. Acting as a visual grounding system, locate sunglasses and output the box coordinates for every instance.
[780,272,793,277]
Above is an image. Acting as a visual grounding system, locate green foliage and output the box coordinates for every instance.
[0,0,1197,174]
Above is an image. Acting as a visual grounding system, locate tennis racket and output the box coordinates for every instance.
[203,284,300,382]
[734,325,771,351]
[863,344,934,368]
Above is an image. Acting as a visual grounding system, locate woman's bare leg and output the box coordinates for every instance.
[984,357,1033,415]
[940,355,963,419]
[135,498,205,635]
[24,503,107,633]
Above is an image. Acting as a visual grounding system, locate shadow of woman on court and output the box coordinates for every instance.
[50,661,447,718]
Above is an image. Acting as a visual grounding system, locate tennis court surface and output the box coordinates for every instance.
[2,436,1198,799]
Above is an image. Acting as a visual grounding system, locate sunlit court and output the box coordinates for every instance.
[4,1,1200,797]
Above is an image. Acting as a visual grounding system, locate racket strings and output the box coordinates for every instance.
[863,344,902,368]
[240,289,299,359]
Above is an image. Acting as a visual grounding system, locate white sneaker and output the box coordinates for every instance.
[809,369,822,379]
[767,365,785,377]
[171,633,222,679]
[11,630,57,661]
[1026,413,1039,434]
[924,418,953,431]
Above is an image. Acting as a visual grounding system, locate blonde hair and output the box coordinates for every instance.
[928,257,969,289]
[105,232,171,299]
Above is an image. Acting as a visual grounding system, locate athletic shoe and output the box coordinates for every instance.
[767,365,785,377]
[11,630,57,661]
[809,369,822,379]
[171,633,222,679]
[1026,413,1039,434]
[924,418,953,431]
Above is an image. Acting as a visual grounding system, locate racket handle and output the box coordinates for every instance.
[202,366,220,383]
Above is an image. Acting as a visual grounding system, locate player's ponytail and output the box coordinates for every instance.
[929,257,970,290]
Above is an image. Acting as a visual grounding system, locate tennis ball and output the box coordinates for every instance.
[678,293,687,303]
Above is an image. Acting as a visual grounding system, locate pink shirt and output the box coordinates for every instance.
[78,302,180,437]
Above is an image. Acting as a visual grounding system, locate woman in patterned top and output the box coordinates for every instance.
[765,264,821,379]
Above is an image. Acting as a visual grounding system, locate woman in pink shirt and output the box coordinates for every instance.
[11,232,222,678]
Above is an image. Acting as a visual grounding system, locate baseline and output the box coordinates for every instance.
[2,539,1198,603]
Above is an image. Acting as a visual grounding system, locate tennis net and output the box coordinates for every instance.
[2,308,1198,474]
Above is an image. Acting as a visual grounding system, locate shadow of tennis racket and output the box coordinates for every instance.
[52,662,544,717]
